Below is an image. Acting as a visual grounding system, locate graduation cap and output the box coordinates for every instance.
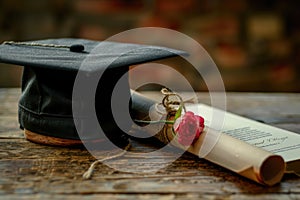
[0,38,185,148]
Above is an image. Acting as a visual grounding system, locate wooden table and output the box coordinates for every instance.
[0,88,299,200]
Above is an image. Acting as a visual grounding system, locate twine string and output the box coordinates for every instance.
[151,88,188,144]
[159,88,187,114]
[82,143,131,180]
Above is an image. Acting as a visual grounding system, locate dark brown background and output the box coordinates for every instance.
[0,0,299,92]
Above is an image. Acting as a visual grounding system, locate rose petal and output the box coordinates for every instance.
[195,115,205,127]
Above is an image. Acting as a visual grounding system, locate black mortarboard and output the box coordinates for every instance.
[0,38,185,148]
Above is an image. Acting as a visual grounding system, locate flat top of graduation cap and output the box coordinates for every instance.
[0,38,186,72]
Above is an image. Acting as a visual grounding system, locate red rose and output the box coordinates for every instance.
[174,111,204,146]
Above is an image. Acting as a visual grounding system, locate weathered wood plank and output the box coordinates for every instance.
[0,88,299,200]
[0,139,299,195]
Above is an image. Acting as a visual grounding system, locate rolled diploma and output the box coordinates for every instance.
[130,91,285,186]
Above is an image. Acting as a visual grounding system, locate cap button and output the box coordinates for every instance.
[70,44,84,52]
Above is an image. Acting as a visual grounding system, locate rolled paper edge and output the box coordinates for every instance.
[186,129,285,186]
[257,155,285,186]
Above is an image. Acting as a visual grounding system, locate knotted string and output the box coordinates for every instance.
[135,88,192,145]
[161,88,186,114]
[82,143,131,179]
[155,88,193,116]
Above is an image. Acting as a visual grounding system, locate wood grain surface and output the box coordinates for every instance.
[0,88,299,200]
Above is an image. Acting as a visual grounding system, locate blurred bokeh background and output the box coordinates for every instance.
[0,0,299,92]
